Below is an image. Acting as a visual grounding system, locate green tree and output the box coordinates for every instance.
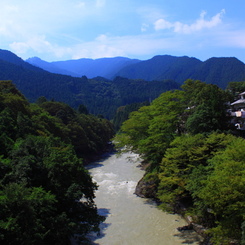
[78,104,89,115]
[36,96,48,105]
[182,80,230,134]
[157,132,235,212]
[117,90,185,166]
[226,81,245,99]
[196,137,245,244]
[242,221,245,245]
[0,183,58,245]
[0,81,114,243]
[0,108,16,156]
[6,135,105,242]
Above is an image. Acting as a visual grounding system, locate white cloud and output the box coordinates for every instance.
[1,1,244,63]
[154,9,225,34]
[70,33,183,60]
[72,35,124,59]
[96,34,108,42]
[137,6,164,23]
[10,35,72,59]
[76,2,86,8]
[154,19,172,31]
[141,23,149,32]
[0,4,19,37]
[95,0,106,8]
[216,30,245,48]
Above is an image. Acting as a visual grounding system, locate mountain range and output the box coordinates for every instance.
[1,48,245,118]
[26,54,245,88]
[26,56,140,79]
[0,49,179,119]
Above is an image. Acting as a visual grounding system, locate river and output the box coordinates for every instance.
[87,152,203,245]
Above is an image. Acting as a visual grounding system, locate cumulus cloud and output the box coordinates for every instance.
[154,9,225,34]
[154,19,173,31]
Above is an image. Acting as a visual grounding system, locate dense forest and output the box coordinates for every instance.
[0,49,180,119]
[0,80,115,244]
[115,79,245,245]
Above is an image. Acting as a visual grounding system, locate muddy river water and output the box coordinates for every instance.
[87,152,202,245]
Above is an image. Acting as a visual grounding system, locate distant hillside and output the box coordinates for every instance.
[26,56,140,79]
[115,55,202,81]
[0,49,44,72]
[26,57,80,77]
[191,57,245,88]
[115,55,245,88]
[0,49,178,119]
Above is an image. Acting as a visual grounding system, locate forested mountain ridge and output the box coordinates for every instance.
[192,57,245,88]
[26,52,245,89]
[0,49,179,119]
[115,55,202,82]
[115,55,245,88]
[0,49,45,73]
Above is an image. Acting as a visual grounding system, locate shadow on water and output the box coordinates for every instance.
[174,230,203,244]
[86,151,116,170]
[85,208,111,245]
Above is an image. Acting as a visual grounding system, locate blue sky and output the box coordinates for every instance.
[1,0,245,62]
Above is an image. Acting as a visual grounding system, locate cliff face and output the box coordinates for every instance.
[135,176,158,199]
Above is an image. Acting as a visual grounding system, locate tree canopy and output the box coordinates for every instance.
[0,80,115,244]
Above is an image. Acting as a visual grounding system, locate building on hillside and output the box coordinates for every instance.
[230,91,245,130]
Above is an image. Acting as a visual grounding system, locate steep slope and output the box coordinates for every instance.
[0,49,44,72]
[26,57,80,77]
[191,57,245,88]
[114,55,245,88]
[114,55,202,81]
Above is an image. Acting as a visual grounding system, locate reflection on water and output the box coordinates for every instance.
[87,152,203,245]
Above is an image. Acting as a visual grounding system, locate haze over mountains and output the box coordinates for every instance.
[26,56,140,79]
[1,48,245,118]
[26,54,245,88]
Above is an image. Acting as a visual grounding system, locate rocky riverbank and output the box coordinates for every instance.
[134,174,210,244]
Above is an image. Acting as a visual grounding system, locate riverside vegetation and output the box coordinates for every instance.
[115,79,245,245]
[0,80,114,244]
[0,76,245,244]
